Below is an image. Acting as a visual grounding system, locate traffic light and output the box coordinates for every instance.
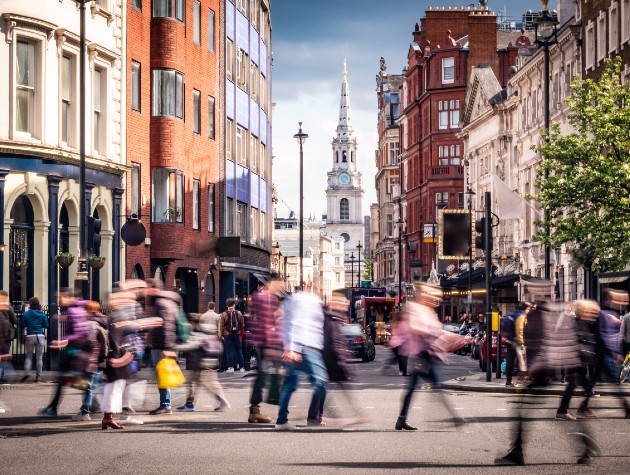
[87,216,102,253]
[475,218,486,250]
[440,212,472,259]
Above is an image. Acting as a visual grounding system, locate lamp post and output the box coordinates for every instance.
[465,185,476,313]
[535,0,558,280]
[293,122,308,290]
[350,252,355,287]
[356,241,363,287]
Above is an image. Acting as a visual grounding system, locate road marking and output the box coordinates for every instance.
[365,406,375,409]
[412,407,422,409]
[454,407,464,410]
[497,408,507,411]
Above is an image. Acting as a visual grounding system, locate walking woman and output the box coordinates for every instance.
[21,297,48,383]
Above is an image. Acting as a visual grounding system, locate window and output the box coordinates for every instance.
[340,198,349,220]
[193,1,201,45]
[193,89,200,134]
[585,22,595,69]
[260,212,266,247]
[250,135,257,172]
[131,61,140,112]
[597,13,606,62]
[450,100,460,128]
[609,3,619,54]
[237,49,249,91]
[388,141,399,164]
[251,208,259,244]
[438,144,461,166]
[153,0,184,21]
[152,69,183,118]
[61,55,72,145]
[438,101,448,130]
[260,143,266,179]
[16,40,36,135]
[208,9,215,52]
[131,163,140,217]
[226,119,233,159]
[236,126,246,164]
[152,168,184,223]
[93,67,103,155]
[207,183,215,232]
[623,0,630,45]
[442,57,455,84]
[335,257,340,266]
[336,272,341,283]
[208,96,215,139]
[237,202,247,241]
[226,40,234,81]
[227,198,234,234]
[192,179,200,230]
[133,0,141,11]
[386,214,394,237]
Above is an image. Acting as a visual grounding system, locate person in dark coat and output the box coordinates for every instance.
[0,290,17,383]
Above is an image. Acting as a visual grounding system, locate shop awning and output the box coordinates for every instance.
[598,271,630,284]
[492,274,520,288]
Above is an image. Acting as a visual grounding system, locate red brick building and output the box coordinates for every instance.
[400,6,524,279]
[126,0,221,313]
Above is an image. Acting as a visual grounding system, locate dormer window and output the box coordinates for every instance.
[442,57,455,84]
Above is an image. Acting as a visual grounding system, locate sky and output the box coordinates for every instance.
[270,0,556,220]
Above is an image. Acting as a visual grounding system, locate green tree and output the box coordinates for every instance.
[362,258,372,281]
[533,57,630,272]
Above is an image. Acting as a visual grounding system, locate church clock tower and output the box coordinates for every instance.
[325,61,365,282]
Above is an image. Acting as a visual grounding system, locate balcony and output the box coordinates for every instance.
[429,165,464,179]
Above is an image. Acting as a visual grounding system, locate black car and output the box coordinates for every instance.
[341,323,376,362]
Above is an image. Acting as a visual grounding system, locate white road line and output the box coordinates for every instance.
[497,408,507,411]
[365,406,375,409]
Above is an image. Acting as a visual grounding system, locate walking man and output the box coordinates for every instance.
[275,289,327,430]
[219,298,245,373]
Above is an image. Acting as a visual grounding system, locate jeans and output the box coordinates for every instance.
[24,334,45,378]
[224,334,244,369]
[80,371,101,414]
[151,349,171,408]
[399,360,442,419]
[249,347,268,407]
[276,347,328,425]
[558,367,593,414]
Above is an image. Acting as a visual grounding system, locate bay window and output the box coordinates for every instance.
[153,0,185,22]
[152,69,184,118]
[152,168,184,223]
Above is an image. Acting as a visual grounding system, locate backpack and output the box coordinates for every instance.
[176,307,191,343]
[500,313,517,340]
[226,311,241,333]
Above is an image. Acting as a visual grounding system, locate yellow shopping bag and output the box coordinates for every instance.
[156,357,186,389]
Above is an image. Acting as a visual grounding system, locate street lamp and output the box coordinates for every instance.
[350,252,355,287]
[465,184,476,313]
[535,0,557,281]
[356,241,363,287]
[293,122,308,290]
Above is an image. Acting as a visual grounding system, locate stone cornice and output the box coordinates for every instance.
[2,13,57,43]
[0,140,129,175]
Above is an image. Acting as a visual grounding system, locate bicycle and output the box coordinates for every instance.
[620,351,630,384]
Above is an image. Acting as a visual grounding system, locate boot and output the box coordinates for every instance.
[248,405,272,423]
[625,404,630,419]
[101,412,125,430]
[395,417,417,431]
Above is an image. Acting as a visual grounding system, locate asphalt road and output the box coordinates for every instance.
[1,347,629,474]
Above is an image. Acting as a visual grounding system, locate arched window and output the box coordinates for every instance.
[350,150,353,162]
[340,198,349,220]
[342,151,347,162]
[335,151,339,163]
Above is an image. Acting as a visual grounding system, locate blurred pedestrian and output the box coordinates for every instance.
[504,301,532,388]
[596,289,626,384]
[620,306,630,357]
[146,290,180,415]
[496,281,598,466]
[383,308,408,376]
[219,298,245,373]
[395,283,469,431]
[247,277,284,423]
[20,297,49,383]
[0,290,17,383]
[275,289,327,431]
[176,305,230,413]
[39,290,90,417]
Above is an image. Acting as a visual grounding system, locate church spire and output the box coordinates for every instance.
[337,59,353,137]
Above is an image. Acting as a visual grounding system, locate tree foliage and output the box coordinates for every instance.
[533,57,630,271]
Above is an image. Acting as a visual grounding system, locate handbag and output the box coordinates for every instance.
[156,357,186,389]
[407,353,432,375]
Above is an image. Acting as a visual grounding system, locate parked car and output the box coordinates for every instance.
[478,331,507,372]
[341,323,376,362]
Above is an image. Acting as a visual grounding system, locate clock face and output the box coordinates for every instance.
[423,224,435,238]
[339,173,350,185]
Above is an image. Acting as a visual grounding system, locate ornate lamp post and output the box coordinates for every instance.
[535,0,558,280]
[356,241,363,287]
[293,122,308,290]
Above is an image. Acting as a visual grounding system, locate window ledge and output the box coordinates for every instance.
[2,13,56,43]
[90,1,114,26]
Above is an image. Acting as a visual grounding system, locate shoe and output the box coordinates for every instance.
[20,374,30,383]
[577,454,593,465]
[149,406,172,415]
[122,407,135,414]
[0,408,5,414]
[120,416,144,425]
[214,399,231,412]
[101,413,124,430]
[495,449,525,465]
[577,408,597,418]
[506,382,515,388]
[239,368,245,372]
[625,405,630,419]
[398,371,404,376]
[555,412,577,421]
[307,419,326,426]
[35,377,41,383]
[590,391,600,397]
[71,412,91,422]
[395,419,418,431]
[248,411,272,423]
[177,404,195,412]
[38,406,57,417]
[226,367,235,373]
[275,421,299,431]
